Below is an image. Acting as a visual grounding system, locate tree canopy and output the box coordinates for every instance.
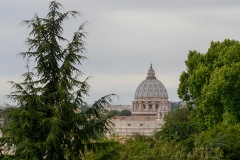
[155,107,195,143]
[0,1,113,159]
[120,110,132,116]
[178,39,240,129]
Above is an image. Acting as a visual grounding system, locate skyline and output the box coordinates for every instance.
[1,0,240,105]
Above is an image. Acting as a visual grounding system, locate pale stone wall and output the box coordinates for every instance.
[111,117,164,136]
[110,97,170,136]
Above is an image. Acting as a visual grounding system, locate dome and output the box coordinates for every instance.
[134,64,168,99]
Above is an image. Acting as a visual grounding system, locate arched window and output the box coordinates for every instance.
[149,104,152,110]
[143,104,146,110]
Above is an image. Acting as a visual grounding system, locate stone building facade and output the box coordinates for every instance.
[111,65,171,136]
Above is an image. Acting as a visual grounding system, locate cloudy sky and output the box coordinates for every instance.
[1,0,240,105]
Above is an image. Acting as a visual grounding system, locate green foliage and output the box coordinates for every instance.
[0,1,113,159]
[165,107,190,123]
[187,146,224,160]
[150,140,187,160]
[107,110,120,117]
[192,123,240,160]
[158,122,195,142]
[171,101,182,110]
[0,109,4,118]
[107,109,131,117]
[119,135,188,160]
[178,39,240,129]
[82,137,124,160]
[120,109,132,116]
[121,135,155,160]
[156,107,195,142]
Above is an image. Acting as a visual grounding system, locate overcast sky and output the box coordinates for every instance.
[1,0,240,105]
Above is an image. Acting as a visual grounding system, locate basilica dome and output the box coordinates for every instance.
[134,64,168,99]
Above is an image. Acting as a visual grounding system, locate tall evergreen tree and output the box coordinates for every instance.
[0,1,113,159]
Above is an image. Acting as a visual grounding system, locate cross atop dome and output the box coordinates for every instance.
[147,64,155,78]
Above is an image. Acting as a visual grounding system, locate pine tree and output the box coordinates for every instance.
[0,1,113,159]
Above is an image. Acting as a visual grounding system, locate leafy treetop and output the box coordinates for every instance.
[178,39,240,129]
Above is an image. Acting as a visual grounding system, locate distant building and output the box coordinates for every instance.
[111,65,171,136]
[104,105,132,112]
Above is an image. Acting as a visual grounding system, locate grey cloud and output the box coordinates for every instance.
[66,0,240,12]
[1,0,240,105]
